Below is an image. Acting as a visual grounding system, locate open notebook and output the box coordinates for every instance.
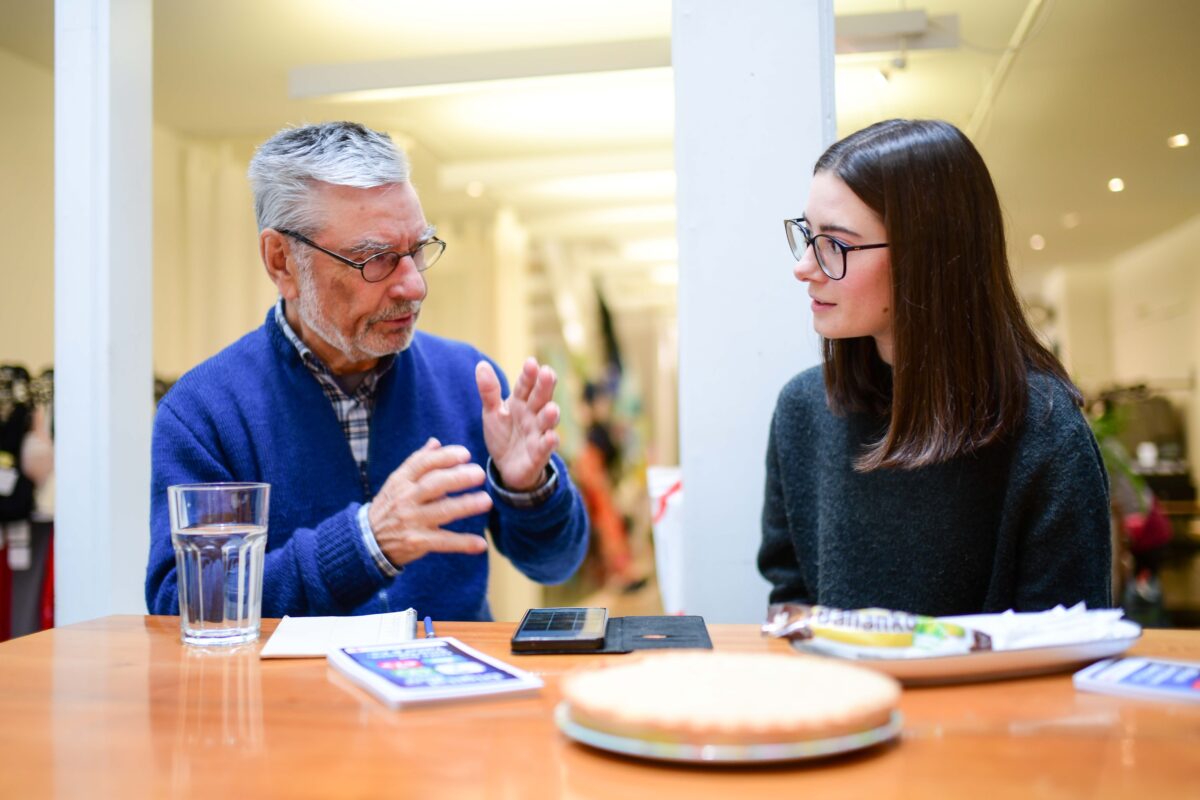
[259,608,417,658]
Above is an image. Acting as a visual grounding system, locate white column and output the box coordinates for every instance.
[673,0,835,622]
[54,0,153,623]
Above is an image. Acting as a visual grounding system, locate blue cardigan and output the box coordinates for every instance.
[146,310,588,620]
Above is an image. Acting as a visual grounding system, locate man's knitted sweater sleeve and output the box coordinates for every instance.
[486,450,588,585]
[145,399,388,617]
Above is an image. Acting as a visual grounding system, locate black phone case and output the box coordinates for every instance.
[510,608,608,653]
[510,615,711,655]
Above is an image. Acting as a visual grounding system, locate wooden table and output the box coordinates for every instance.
[0,616,1196,799]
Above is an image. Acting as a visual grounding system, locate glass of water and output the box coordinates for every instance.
[168,483,270,646]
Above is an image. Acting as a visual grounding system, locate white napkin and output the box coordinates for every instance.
[942,603,1131,651]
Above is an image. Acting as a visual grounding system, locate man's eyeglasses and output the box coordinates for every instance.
[277,228,446,283]
[783,217,887,281]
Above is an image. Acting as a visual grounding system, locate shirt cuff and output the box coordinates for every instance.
[357,502,400,578]
[487,458,558,508]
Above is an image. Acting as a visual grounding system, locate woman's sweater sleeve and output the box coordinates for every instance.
[1010,416,1114,611]
[758,408,813,605]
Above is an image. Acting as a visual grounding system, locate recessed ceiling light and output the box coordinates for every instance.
[1168,133,1190,148]
[1061,212,1081,229]
[465,181,485,198]
[1029,234,1046,251]
[1108,178,1125,193]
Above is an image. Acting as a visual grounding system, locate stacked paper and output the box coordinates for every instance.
[259,608,417,658]
[942,604,1130,651]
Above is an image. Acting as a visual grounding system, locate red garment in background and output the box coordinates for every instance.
[1124,497,1172,554]
[0,540,10,641]
[575,443,633,583]
[40,533,53,630]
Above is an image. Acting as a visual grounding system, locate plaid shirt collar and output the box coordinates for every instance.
[274,298,395,494]
[273,299,394,402]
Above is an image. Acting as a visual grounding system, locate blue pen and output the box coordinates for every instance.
[423,616,435,639]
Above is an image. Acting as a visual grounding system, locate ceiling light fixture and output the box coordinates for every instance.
[1108,178,1125,193]
[292,12,959,103]
[514,171,676,202]
[1061,212,1081,229]
[1029,234,1046,251]
[835,11,959,56]
[291,40,670,101]
[465,181,485,198]
[1167,133,1190,149]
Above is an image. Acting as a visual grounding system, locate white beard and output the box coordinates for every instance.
[294,261,420,363]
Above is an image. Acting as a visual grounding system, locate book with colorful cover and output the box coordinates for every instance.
[1073,656,1200,703]
[327,637,543,708]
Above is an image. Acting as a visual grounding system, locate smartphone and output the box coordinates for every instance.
[511,607,609,653]
[1073,656,1200,703]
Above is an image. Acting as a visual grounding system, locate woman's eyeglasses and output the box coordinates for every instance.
[784,217,887,280]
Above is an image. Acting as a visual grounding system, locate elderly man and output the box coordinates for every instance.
[145,122,588,620]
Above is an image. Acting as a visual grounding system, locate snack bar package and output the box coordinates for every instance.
[763,604,993,660]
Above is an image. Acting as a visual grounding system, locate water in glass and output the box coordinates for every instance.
[173,523,267,646]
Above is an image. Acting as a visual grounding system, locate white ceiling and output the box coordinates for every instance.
[2,0,1198,307]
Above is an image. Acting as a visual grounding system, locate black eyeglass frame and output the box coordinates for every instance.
[276,227,446,283]
[783,217,888,281]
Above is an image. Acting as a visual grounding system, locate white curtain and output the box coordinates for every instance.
[154,128,272,378]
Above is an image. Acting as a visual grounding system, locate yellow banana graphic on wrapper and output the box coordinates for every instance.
[763,604,993,659]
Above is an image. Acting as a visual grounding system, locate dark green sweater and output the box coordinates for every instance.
[758,367,1112,616]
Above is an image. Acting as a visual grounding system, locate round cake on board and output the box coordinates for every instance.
[560,651,901,746]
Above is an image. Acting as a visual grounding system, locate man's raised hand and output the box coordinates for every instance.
[476,358,560,491]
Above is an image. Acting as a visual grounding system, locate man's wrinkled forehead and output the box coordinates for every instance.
[308,181,427,235]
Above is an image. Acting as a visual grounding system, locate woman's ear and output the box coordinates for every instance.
[260,229,300,300]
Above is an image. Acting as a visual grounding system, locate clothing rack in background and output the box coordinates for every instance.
[0,364,53,642]
[1092,377,1195,466]
[0,365,174,641]
[0,366,52,422]
[1096,378,1195,503]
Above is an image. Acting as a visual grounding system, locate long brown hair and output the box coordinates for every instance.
[815,119,1079,471]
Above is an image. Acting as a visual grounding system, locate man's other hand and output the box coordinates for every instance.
[369,438,491,567]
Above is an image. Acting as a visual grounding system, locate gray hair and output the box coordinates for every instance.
[247,121,411,234]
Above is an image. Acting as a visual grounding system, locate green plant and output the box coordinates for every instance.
[1090,406,1150,514]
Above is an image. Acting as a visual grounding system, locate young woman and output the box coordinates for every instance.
[758,119,1112,616]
